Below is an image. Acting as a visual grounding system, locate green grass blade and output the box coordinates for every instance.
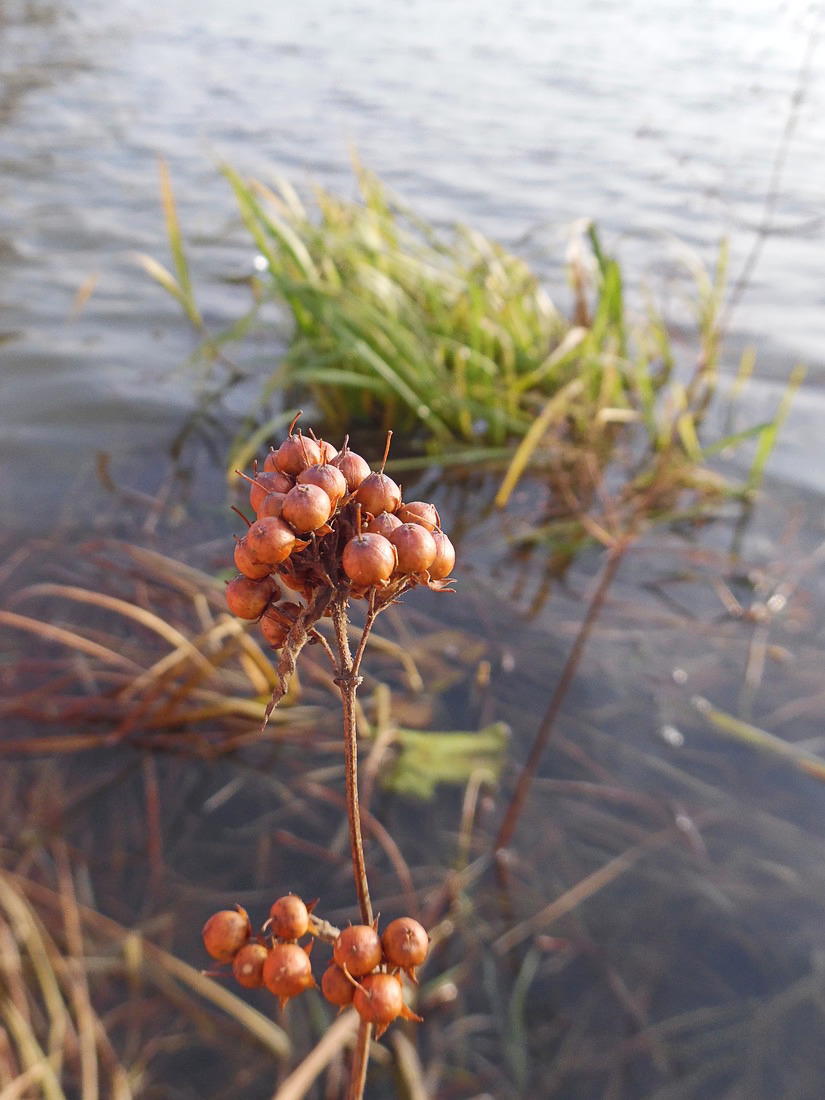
[132,253,189,313]
[157,158,202,328]
[222,163,319,282]
[747,362,806,493]
[495,378,585,506]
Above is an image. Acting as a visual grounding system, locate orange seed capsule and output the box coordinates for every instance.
[274,434,321,476]
[331,447,371,492]
[245,516,300,566]
[428,530,456,580]
[365,511,402,538]
[234,537,274,580]
[262,942,316,1007]
[249,470,293,513]
[352,972,422,1038]
[202,907,252,963]
[225,574,276,620]
[353,471,401,516]
[232,943,269,989]
[389,523,437,575]
[297,462,348,509]
[280,482,333,534]
[268,894,309,941]
[333,924,383,978]
[397,500,440,531]
[381,917,429,976]
[321,962,355,1007]
[342,533,397,587]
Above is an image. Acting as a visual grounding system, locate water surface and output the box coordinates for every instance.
[1,0,823,532]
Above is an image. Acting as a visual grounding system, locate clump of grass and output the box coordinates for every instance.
[144,160,795,565]
[142,162,679,464]
[219,159,572,454]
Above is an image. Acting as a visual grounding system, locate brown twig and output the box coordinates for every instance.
[494,540,628,855]
[330,594,373,927]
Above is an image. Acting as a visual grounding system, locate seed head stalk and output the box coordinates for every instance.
[222,424,455,1100]
[330,591,376,926]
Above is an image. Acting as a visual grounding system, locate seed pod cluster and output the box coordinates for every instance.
[321,916,429,1037]
[225,417,456,646]
[201,894,318,1008]
[202,896,429,1037]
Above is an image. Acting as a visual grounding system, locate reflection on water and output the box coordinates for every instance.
[0,0,823,536]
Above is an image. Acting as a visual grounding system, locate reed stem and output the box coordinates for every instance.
[331,594,373,926]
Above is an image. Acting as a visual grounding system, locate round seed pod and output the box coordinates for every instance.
[352,972,406,1035]
[268,894,309,941]
[232,943,269,989]
[202,907,252,963]
[260,603,300,649]
[333,924,383,978]
[353,471,402,516]
[261,449,280,473]
[234,537,274,581]
[262,942,316,1006]
[381,917,429,975]
[263,450,301,478]
[297,463,348,510]
[331,448,371,492]
[250,470,293,513]
[365,511,402,539]
[245,516,300,566]
[281,482,333,534]
[397,500,440,532]
[321,962,355,1007]
[256,491,287,519]
[274,434,321,477]
[225,574,276,620]
[389,523,437,575]
[342,533,397,587]
[260,611,288,649]
[428,530,456,580]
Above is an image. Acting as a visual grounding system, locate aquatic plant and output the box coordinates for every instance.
[141,160,794,576]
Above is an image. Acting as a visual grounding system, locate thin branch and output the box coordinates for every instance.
[331,596,373,926]
[494,542,628,854]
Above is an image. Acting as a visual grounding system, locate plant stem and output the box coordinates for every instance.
[494,541,627,854]
[331,594,373,926]
[330,591,379,1100]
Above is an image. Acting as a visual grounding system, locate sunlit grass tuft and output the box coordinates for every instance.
[143,161,797,565]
